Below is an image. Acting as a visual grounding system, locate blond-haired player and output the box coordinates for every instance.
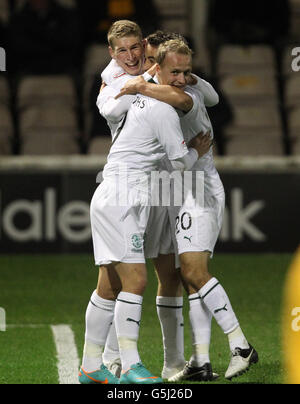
[79,20,210,384]
[97,26,223,382]
[97,22,210,381]
[116,34,259,381]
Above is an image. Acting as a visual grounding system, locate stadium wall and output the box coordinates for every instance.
[0,156,299,254]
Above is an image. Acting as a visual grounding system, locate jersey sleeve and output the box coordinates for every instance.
[180,87,202,120]
[97,85,135,123]
[170,148,199,171]
[191,74,219,107]
[101,59,126,86]
[101,59,136,90]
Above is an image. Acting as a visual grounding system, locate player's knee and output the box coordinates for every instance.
[124,272,147,295]
[97,285,119,300]
[180,259,210,291]
[135,280,147,295]
[156,270,182,296]
[180,264,197,289]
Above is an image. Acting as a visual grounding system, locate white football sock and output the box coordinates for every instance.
[82,341,104,373]
[156,296,185,369]
[102,320,120,364]
[188,293,212,367]
[82,290,115,372]
[114,292,143,371]
[227,325,250,352]
[199,277,239,335]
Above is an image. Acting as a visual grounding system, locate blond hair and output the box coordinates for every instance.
[107,20,143,49]
[156,39,193,66]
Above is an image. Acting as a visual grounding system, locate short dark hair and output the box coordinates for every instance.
[146,30,187,47]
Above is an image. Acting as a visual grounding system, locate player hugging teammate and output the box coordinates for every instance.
[79,20,258,385]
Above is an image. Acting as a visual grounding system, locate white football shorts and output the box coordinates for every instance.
[90,179,150,266]
[175,184,225,257]
[144,205,174,259]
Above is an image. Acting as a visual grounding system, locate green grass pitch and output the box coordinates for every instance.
[0,253,292,384]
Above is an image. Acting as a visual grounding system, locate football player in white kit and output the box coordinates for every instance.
[95,23,215,381]
[99,29,219,383]
[81,21,200,383]
[99,35,189,382]
[94,27,222,382]
[79,21,210,385]
[114,35,259,381]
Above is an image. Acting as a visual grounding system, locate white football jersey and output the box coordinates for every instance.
[103,94,189,178]
[98,60,152,142]
[147,75,215,174]
[99,61,191,178]
[180,85,217,174]
[101,59,134,90]
[97,60,224,260]
[101,59,153,89]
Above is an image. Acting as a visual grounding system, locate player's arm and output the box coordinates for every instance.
[171,132,211,171]
[97,84,135,123]
[152,104,210,171]
[97,70,154,122]
[115,75,193,112]
[188,74,219,107]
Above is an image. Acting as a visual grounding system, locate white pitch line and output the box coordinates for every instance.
[51,324,80,385]
[6,324,49,328]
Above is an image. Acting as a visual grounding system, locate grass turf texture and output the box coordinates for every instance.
[0,253,292,384]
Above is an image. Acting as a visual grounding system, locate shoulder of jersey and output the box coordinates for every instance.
[185,84,202,94]
[185,84,204,100]
[101,60,126,85]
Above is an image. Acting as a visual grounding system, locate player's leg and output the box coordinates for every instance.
[79,265,120,384]
[153,253,186,380]
[144,206,186,379]
[154,254,182,297]
[113,262,146,371]
[79,180,128,384]
[102,321,121,377]
[169,251,217,382]
[100,266,122,377]
[113,261,162,384]
[181,252,213,367]
[97,264,122,299]
[174,186,258,379]
[180,250,258,380]
[101,264,150,377]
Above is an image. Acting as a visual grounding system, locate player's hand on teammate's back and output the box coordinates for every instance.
[189,131,212,157]
[115,76,146,99]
